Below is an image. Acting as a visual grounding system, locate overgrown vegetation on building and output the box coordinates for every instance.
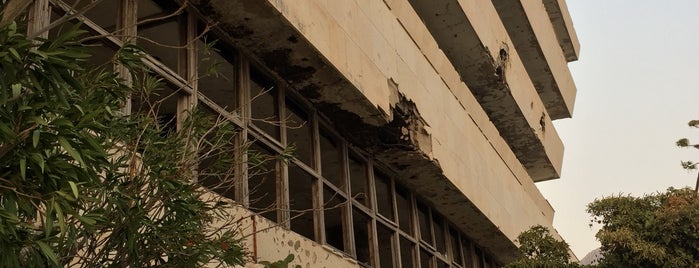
[0,16,248,267]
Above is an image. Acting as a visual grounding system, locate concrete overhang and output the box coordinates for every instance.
[492,0,577,119]
[189,0,553,262]
[543,0,580,62]
[407,0,564,181]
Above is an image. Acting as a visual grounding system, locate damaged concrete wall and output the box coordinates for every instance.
[191,0,576,263]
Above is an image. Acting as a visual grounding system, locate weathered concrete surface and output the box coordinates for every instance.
[229,206,361,268]
[192,0,574,263]
[492,0,577,119]
[407,0,564,182]
[543,0,580,61]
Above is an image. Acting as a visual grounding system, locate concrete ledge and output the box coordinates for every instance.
[543,0,580,62]
[492,0,577,120]
[407,0,564,181]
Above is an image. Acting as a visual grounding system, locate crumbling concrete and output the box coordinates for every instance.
[191,0,575,263]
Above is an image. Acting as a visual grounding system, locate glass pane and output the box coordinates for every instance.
[396,184,412,234]
[375,171,394,221]
[377,223,394,268]
[417,202,432,243]
[433,215,446,254]
[319,130,344,190]
[349,154,369,206]
[353,208,372,265]
[420,247,432,268]
[250,69,280,139]
[323,185,346,252]
[285,100,313,166]
[288,164,316,241]
[449,228,463,265]
[436,260,449,268]
[197,37,238,114]
[248,142,278,222]
[399,236,415,268]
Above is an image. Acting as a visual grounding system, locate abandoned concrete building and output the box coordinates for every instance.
[29,0,579,266]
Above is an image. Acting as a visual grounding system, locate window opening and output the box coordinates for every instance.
[288,163,317,241]
[323,185,347,252]
[250,68,280,140]
[319,129,344,190]
[247,142,278,222]
[374,170,394,222]
[417,202,432,244]
[400,236,415,268]
[196,34,238,115]
[137,0,186,75]
[377,223,395,268]
[349,153,369,206]
[353,208,372,266]
[396,184,412,235]
[285,100,313,166]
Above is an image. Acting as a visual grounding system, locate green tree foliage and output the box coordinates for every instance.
[676,119,699,192]
[505,225,580,268]
[587,188,699,267]
[0,18,247,267]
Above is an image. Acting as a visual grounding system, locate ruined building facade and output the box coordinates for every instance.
[29,0,579,266]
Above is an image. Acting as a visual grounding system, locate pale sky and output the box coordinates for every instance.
[537,0,699,258]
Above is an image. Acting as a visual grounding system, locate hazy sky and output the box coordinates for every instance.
[537,0,699,258]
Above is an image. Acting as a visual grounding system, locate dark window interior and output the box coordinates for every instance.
[285,100,313,166]
[248,142,278,222]
[250,69,280,139]
[420,247,432,268]
[323,185,347,252]
[400,236,415,268]
[375,171,394,221]
[449,227,463,266]
[417,202,432,244]
[288,164,316,241]
[377,223,395,268]
[353,208,372,265]
[319,129,344,190]
[137,1,185,74]
[349,153,369,206]
[197,36,238,114]
[396,184,412,234]
[433,215,446,254]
